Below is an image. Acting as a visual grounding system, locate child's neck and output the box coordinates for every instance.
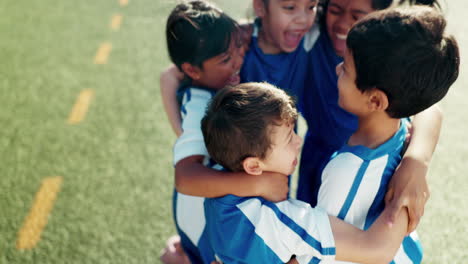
[348,112,400,149]
[258,27,281,55]
[192,80,205,87]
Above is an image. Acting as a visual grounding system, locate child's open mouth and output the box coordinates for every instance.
[284,30,305,49]
[333,33,347,56]
[336,33,347,40]
[227,70,240,85]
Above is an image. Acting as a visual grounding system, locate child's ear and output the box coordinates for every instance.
[181,62,201,80]
[242,157,263,176]
[368,89,389,112]
[253,0,266,18]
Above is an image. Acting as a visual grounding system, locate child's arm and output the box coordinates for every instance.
[385,104,441,232]
[331,206,409,264]
[160,64,184,137]
[175,156,289,202]
[209,199,406,263]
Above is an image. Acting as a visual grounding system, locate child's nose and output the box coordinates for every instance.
[294,133,303,149]
[296,11,307,23]
[295,10,309,25]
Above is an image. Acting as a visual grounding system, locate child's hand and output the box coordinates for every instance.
[159,235,190,264]
[384,156,430,234]
[257,171,289,202]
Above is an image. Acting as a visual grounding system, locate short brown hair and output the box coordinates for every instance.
[201,83,298,172]
[347,6,459,118]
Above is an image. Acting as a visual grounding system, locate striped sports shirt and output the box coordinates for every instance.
[317,120,423,264]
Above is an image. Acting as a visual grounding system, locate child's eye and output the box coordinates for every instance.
[352,14,366,22]
[309,1,317,11]
[328,7,341,15]
[283,5,295,11]
[221,56,231,64]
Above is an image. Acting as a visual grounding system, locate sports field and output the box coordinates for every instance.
[1,0,466,263]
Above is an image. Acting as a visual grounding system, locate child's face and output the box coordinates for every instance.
[256,0,317,54]
[260,121,302,175]
[336,48,368,115]
[326,0,374,57]
[194,40,244,90]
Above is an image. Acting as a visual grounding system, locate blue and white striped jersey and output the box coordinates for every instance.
[173,87,217,264]
[317,120,423,264]
[205,195,336,264]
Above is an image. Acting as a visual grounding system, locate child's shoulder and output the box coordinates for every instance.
[179,85,216,122]
[334,119,409,162]
[179,85,216,104]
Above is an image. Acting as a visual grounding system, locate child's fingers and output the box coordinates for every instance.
[166,235,181,251]
[406,207,421,235]
[406,194,426,234]
[386,197,407,227]
[384,187,394,205]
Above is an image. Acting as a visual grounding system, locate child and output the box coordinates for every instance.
[316,5,459,263]
[161,0,319,137]
[161,0,443,235]
[161,1,246,263]
[201,82,411,264]
[297,0,442,234]
[239,0,318,100]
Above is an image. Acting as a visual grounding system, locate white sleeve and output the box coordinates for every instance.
[173,89,212,165]
[236,198,336,263]
[303,24,321,52]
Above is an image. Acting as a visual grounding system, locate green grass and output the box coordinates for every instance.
[0,0,466,263]
[0,0,177,263]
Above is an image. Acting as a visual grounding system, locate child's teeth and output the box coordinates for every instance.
[336,33,347,40]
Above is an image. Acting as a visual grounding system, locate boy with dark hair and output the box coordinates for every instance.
[201,82,412,264]
[162,1,245,263]
[317,6,459,263]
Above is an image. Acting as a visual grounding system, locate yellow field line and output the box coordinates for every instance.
[16,176,63,250]
[119,0,128,6]
[67,89,95,124]
[94,42,112,65]
[110,14,123,31]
